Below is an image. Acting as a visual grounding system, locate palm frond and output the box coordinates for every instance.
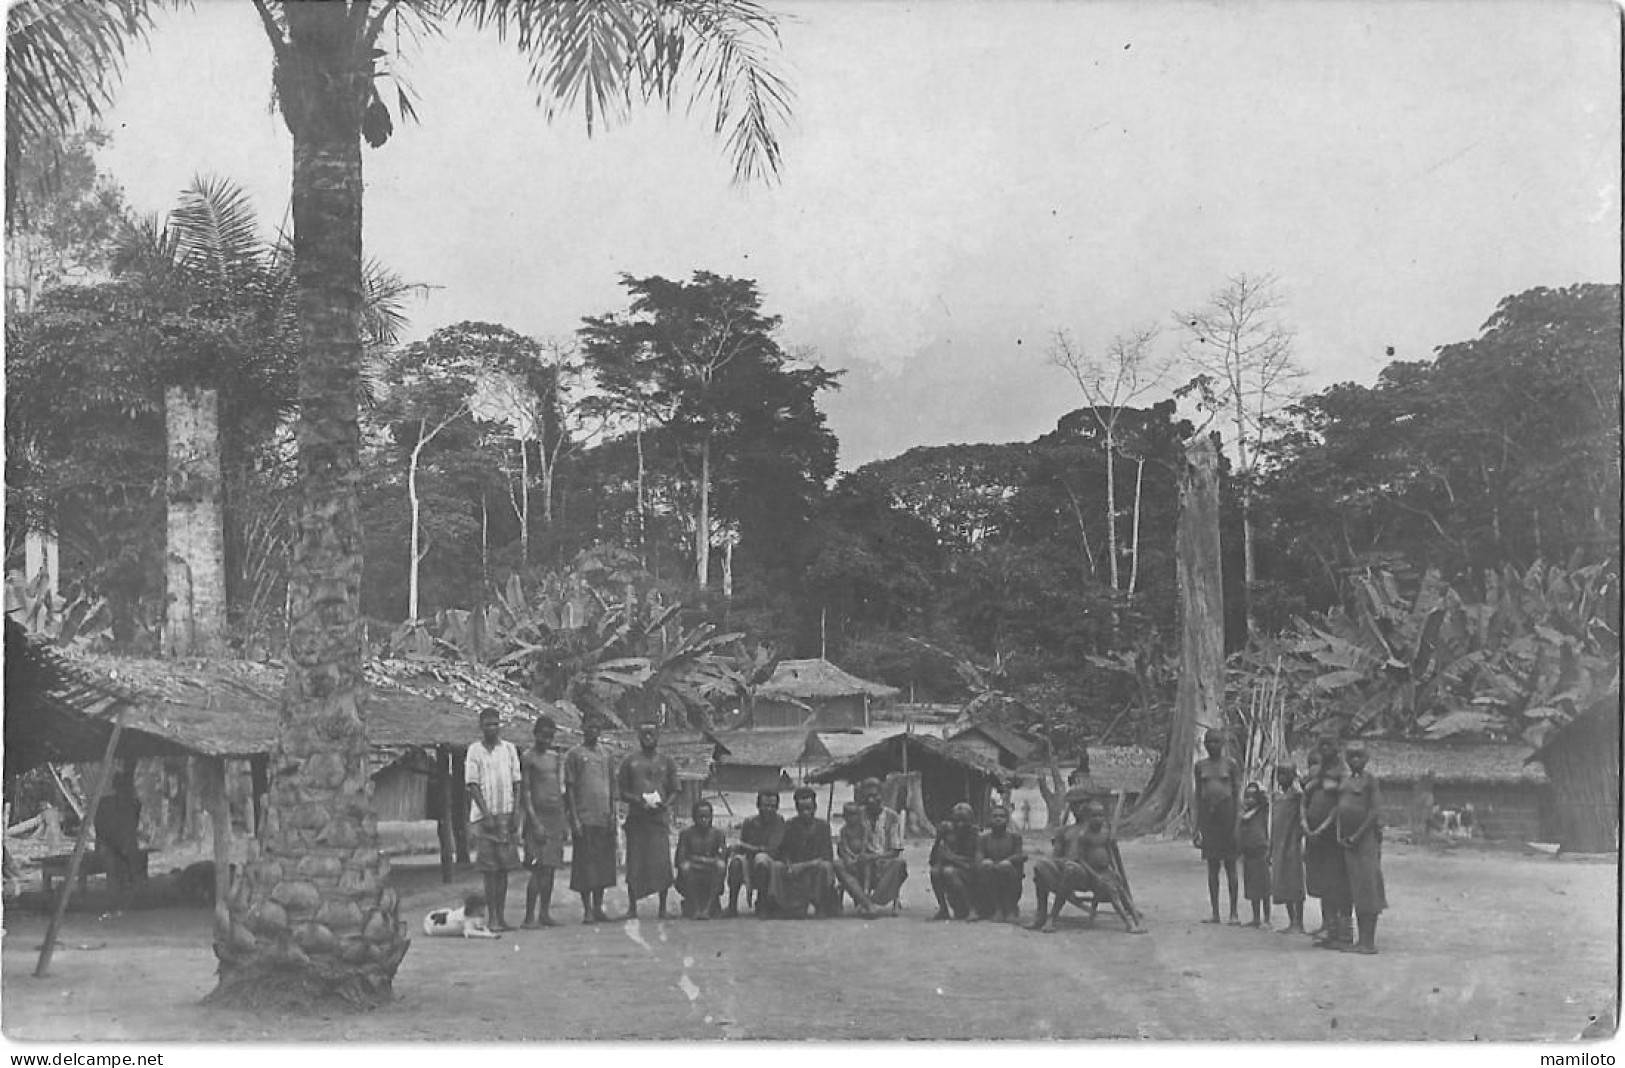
[5,0,154,148]
[455,0,789,183]
[169,175,267,290]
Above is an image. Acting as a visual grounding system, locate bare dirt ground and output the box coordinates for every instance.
[3,831,1617,1042]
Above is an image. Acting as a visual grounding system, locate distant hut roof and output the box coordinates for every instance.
[712,728,831,770]
[813,725,911,762]
[1291,740,1547,785]
[600,729,723,782]
[3,629,576,773]
[946,722,1039,764]
[756,659,900,702]
[805,731,1017,787]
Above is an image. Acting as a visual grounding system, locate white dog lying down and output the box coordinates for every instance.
[424,893,501,939]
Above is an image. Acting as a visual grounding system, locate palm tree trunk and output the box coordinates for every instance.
[163,387,229,657]
[212,3,407,1009]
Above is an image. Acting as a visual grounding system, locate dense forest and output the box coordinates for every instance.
[7,136,1620,753]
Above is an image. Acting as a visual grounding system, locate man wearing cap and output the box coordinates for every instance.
[521,713,567,928]
[565,716,617,923]
[1029,786,1144,934]
[465,708,523,931]
[836,777,908,912]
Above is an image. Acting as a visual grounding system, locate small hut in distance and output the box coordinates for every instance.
[709,728,831,793]
[805,731,1016,833]
[751,658,900,729]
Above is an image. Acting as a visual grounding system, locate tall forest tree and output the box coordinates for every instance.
[1177,273,1304,633]
[9,0,792,1009]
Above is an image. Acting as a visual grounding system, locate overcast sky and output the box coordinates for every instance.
[97,0,1620,469]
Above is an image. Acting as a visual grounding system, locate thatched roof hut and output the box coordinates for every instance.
[806,731,1015,824]
[753,658,900,729]
[710,728,831,791]
[944,722,1040,769]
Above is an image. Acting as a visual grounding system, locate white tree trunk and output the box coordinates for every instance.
[1104,432,1120,591]
[164,387,228,657]
[695,436,711,589]
[721,535,734,600]
[409,429,426,621]
[519,439,530,570]
[1128,456,1145,595]
[24,531,58,596]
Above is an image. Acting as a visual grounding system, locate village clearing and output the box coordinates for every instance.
[2,833,1615,1042]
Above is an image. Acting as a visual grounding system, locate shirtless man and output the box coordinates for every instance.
[520,714,566,928]
[1194,727,1242,925]
[928,802,979,921]
[726,790,786,917]
[1030,790,1144,934]
[973,803,1026,922]
[1336,742,1387,954]
[674,801,729,920]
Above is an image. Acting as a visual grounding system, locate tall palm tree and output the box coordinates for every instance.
[10,0,790,1010]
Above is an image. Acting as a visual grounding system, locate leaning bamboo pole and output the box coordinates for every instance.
[37,707,126,978]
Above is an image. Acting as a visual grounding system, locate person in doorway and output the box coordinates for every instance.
[465,708,523,931]
[93,766,143,892]
[520,713,566,928]
[564,716,617,923]
[618,723,680,920]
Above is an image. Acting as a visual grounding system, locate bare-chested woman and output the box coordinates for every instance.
[1193,727,1241,925]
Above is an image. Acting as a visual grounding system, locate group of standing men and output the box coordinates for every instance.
[1193,728,1388,954]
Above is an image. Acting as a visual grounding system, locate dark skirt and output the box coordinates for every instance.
[1270,832,1305,903]
[1303,834,1346,902]
[473,815,522,873]
[1242,850,1270,901]
[623,818,674,898]
[769,859,834,913]
[1344,834,1387,914]
[569,823,617,892]
[1199,798,1238,861]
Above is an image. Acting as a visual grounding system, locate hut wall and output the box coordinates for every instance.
[711,763,790,793]
[917,760,991,825]
[753,698,811,729]
[1433,782,1553,842]
[372,764,430,822]
[810,696,866,729]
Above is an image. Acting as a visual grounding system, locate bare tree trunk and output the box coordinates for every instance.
[408,430,426,620]
[1128,456,1144,596]
[635,414,647,563]
[164,387,228,657]
[1124,434,1225,835]
[24,531,58,596]
[695,436,711,588]
[518,439,530,570]
[1104,433,1120,591]
[721,534,734,600]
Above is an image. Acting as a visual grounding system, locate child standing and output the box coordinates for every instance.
[1270,764,1307,934]
[1238,780,1271,928]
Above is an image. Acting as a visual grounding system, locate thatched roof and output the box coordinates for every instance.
[813,725,911,762]
[946,722,1040,764]
[1290,740,1548,785]
[805,731,1017,787]
[600,729,722,782]
[4,628,577,772]
[756,658,900,702]
[4,620,142,777]
[712,728,831,769]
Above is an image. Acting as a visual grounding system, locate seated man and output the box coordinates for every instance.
[834,777,908,913]
[767,786,837,918]
[835,801,882,917]
[972,802,1026,922]
[674,801,729,920]
[928,802,980,921]
[1030,790,1144,935]
[726,789,786,917]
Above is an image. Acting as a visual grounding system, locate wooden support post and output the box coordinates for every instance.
[451,745,470,865]
[437,746,455,884]
[249,755,269,841]
[36,708,125,978]
[207,758,232,937]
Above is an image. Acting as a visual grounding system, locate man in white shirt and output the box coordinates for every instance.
[465,707,522,931]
